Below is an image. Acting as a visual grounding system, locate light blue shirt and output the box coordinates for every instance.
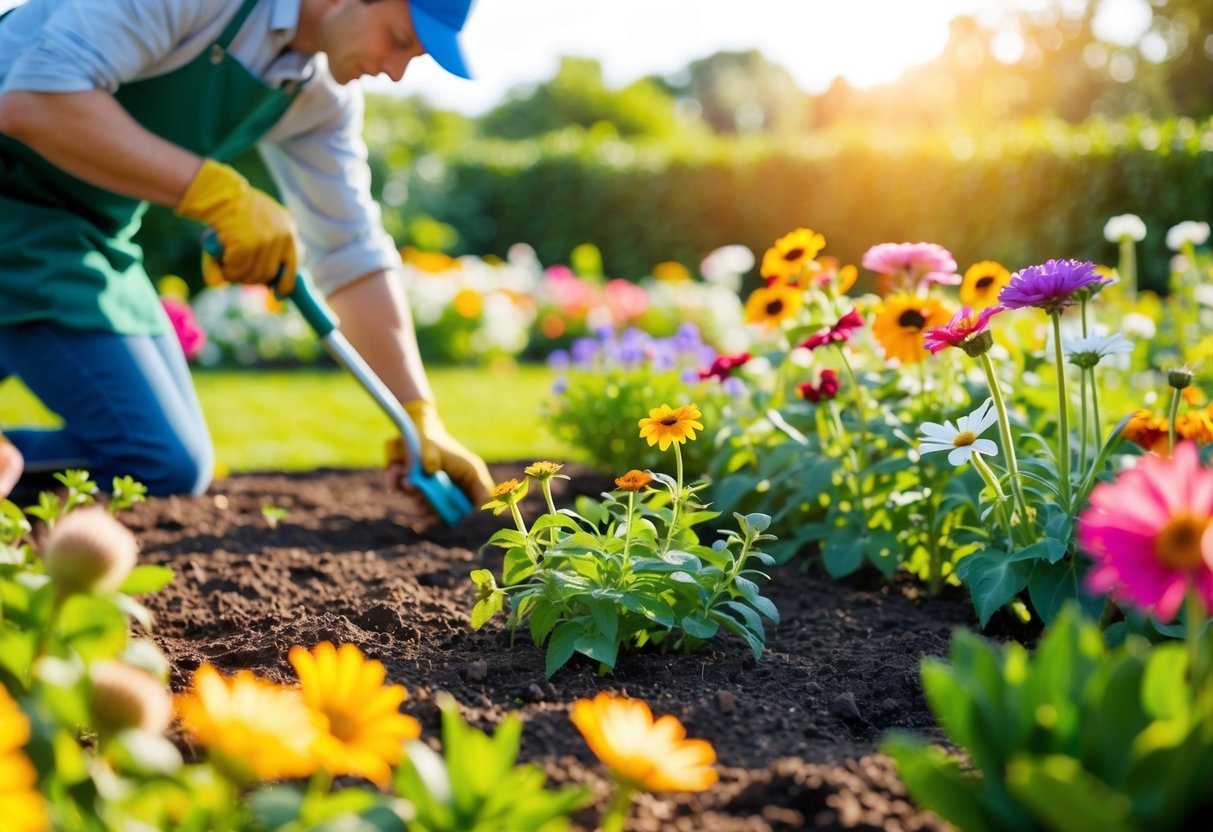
[0,0,401,296]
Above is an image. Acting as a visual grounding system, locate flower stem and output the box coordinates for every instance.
[1169,386,1182,458]
[971,453,1015,550]
[541,479,559,545]
[1119,238,1138,301]
[1050,312,1073,508]
[623,491,635,565]
[1079,370,1089,473]
[1088,367,1103,452]
[837,348,871,516]
[978,352,1031,530]
[601,782,636,832]
[661,443,684,554]
[509,501,529,537]
[1186,590,1206,690]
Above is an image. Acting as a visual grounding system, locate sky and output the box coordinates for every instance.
[0,0,1155,114]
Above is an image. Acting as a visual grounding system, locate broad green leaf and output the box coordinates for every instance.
[680,614,719,639]
[822,536,864,577]
[117,564,175,595]
[545,621,583,677]
[957,549,1032,628]
[58,594,128,661]
[502,547,536,585]
[1006,754,1136,832]
[883,734,1014,832]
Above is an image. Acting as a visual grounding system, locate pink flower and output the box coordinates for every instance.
[862,242,960,292]
[1078,442,1213,622]
[800,307,865,351]
[796,369,841,403]
[922,306,1004,354]
[161,298,206,361]
[604,278,649,324]
[698,352,751,381]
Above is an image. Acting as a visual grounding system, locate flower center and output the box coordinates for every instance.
[765,299,785,316]
[898,309,927,330]
[976,276,995,289]
[783,247,805,262]
[660,416,679,426]
[1153,513,1211,571]
[326,710,359,743]
[952,431,976,448]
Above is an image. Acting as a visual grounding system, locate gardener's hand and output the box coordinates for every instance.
[386,400,494,507]
[0,434,23,499]
[176,159,298,295]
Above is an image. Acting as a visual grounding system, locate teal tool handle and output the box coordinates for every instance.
[200,230,336,337]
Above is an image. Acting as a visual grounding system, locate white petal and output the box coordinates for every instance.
[919,441,953,454]
[948,446,974,466]
[919,422,955,441]
[971,439,998,457]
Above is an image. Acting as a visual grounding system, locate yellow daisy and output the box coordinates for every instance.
[871,293,952,365]
[959,261,1011,309]
[571,693,717,792]
[743,283,802,328]
[638,404,704,451]
[760,228,826,283]
[0,687,48,832]
[289,642,420,787]
[175,664,321,783]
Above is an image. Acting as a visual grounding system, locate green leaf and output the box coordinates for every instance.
[118,564,175,595]
[573,631,618,670]
[586,599,619,644]
[57,594,128,661]
[502,547,536,585]
[1006,754,1137,832]
[957,549,1032,628]
[471,591,505,630]
[546,621,583,677]
[529,602,564,645]
[822,536,864,577]
[249,786,305,830]
[883,733,1011,832]
[680,614,719,639]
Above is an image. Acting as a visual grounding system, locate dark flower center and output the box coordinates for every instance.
[783,247,805,262]
[898,310,928,330]
[660,416,679,426]
[976,276,995,289]
[766,300,785,316]
[1154,514,1210,570]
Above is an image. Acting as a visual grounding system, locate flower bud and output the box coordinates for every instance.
[1168,367,1194,390]
[43,508,138,595]
[89,661,172,737]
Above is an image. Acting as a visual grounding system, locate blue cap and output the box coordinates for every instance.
[410,0,474,79]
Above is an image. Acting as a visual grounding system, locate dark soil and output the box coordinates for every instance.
[119,463,982,831]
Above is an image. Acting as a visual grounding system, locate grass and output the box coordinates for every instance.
[0,364,578,473]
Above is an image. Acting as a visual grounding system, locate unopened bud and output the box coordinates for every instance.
[1168,367,1194,390]
[89,661,172,737]
[43,508,138,595]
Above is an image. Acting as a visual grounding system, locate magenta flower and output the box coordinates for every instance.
[796,369,841,403]
[923,306,1004,354]
[698,352,751,381]
[161,298,207,361]
[800,307,865,351]
[862,242,959,292]
[1078,442,1213,622]
[999,259,1107,315]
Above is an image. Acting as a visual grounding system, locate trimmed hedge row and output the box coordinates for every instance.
[395,117,1213,291]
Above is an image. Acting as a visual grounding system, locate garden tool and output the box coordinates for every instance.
[201,231,472,525]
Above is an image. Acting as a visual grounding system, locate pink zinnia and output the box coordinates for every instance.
[161,298,207,361]
[862,242,960,291]
[1078,442,1213,622]
[698,352,751,381]
[801,308,865,351]
[923,306,1004,354]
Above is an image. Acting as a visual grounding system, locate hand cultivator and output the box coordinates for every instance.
[201,232,472,525]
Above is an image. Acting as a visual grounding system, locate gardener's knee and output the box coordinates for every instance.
[106,434,213,497]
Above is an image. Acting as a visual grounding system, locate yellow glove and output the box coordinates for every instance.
[386,400,495,508]
[176,159,298,294]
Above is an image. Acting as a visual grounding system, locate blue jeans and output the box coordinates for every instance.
[0,323,213,496]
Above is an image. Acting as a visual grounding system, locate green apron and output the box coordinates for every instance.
[0,0,303,335]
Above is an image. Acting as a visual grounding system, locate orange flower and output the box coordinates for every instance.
[1177,408,1213,444]
[871,294,952,365]
[571,693,717,792]
[289,642,420,787]
[638,404,704,451]
[1122,409,1170,455]
[615,470,654,492]
[0,686,47,832]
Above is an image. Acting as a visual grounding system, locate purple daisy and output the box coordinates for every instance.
[999,259,1107,315]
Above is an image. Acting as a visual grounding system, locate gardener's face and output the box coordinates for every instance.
[314,0,426,85]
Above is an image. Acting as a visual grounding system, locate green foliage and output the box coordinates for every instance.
[472,465,778,676]
[393,694,590,832]
[261,503,290,530]
[884,605,1213,831]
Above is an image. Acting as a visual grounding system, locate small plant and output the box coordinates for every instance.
[24,469,98,527]
[108,475,148,513]
[471,406,779,677]
[261,503,290,529]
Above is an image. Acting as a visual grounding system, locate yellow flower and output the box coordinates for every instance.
[760,228,825,283]
[452,288,483,319]
[1177,407,1213,444]
[0,686,48,832]
[571,693,717,792]
[804,256,857,295]
[614,470,654,492]
[959,261,1011,309]
[871,293,952,366]
[175,664,321,783]
[289,643,420,787]
[743,283,802,328]
[400,247,458,273]
[481,478,528,514]
[652,261,692,282]
[524,461,565,481]
[638,404,704,451]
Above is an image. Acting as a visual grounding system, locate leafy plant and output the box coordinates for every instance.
[262,503,290,529]
[471,452,779,677]
[884,605,1213,831]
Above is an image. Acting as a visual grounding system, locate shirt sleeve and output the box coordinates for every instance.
[0,0,211,95]
[259,69,402,297]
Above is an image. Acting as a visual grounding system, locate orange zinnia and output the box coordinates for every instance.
[615,470,654,492]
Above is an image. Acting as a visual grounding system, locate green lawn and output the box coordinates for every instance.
[0,364,578,473]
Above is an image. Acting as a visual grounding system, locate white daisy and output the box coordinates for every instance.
[1166,221,1210,251]
[1103,214,1146,244]
[1061,332,1134,368]
[918,398,999,466]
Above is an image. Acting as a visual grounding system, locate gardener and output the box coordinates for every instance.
[0,0,495,508]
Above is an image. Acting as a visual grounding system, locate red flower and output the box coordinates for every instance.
[800,308,865,351]
[698,352,751,381]
[796,369,841,402]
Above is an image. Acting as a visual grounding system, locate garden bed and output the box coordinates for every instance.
[124,462,984,831]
